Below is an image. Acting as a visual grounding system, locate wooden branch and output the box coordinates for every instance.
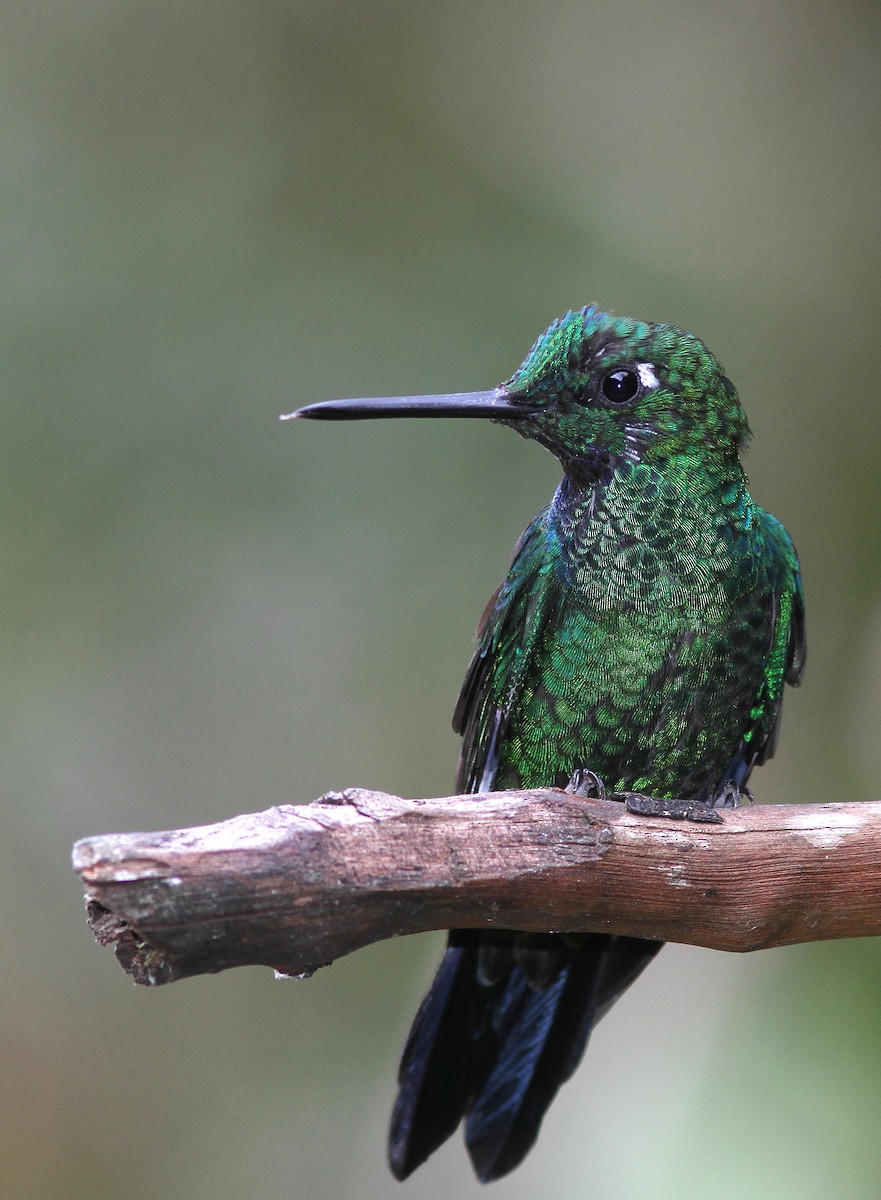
[72,789,881,987]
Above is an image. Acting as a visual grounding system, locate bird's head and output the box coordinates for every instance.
[287,306,749,486]
[498,307,749,484]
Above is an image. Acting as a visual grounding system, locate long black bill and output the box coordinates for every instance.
[282,388,534,421]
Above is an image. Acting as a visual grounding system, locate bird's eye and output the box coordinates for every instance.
[601,369,640,405]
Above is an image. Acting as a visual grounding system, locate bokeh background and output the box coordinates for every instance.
[4,2,881,1197]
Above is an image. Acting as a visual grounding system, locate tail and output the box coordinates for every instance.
[388,930,661,1183]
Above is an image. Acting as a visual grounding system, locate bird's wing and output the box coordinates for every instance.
[734,509,806,778]
[453,507,561,793]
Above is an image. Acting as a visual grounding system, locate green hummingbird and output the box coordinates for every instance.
[288,306,805,1182]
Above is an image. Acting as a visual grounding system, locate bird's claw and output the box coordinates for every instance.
[563,768,607,801]
[713,780,754,809]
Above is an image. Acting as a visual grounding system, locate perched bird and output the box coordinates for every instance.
[288,306,805,1182]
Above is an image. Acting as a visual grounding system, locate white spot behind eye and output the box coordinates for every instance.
[637,363,660,390]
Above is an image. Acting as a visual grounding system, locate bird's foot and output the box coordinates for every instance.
[623,793,724,824]
[563,768,607,801]
[712,780,754,809]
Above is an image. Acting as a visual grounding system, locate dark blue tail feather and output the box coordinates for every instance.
[388,931,661,1182]
[388,941,480,1180]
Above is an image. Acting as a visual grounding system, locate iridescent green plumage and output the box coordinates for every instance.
[293,305,805,1183]
[456,311,804,800]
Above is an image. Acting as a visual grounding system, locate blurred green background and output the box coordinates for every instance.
[4,1,881,1197]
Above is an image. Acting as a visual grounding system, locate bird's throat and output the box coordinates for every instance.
[563,444,616,488]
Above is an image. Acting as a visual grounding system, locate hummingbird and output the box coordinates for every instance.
[287,306,805,1182]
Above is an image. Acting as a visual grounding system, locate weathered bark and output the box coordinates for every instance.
[72,789,881,987]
